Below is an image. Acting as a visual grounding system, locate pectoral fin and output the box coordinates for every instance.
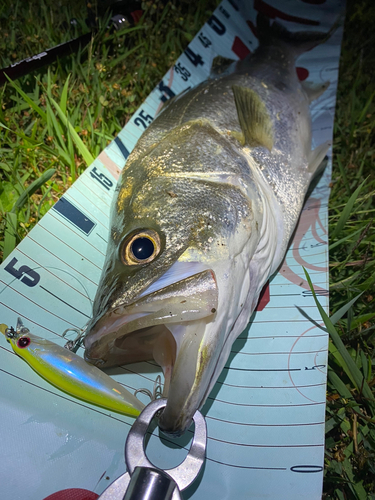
[308,140,331,177]
[301,81,330,103]
[232,85,273,151]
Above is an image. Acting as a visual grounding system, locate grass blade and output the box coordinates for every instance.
[3,212,18,260]
[107,43,144,68]
[329,342,358,389]
[357,90,375,123]
[5,75,47,121]
[60,74,71,115]
[328,370,356,401]
[303,268,375,410]
[329,271,362,290]
[48,96,94,166]
[330,292,363,324]
[335,490,345,500]
[328,226,364,251]
[46,100,65,150]
[295,305,327,332]
[330,179,366,239]
[11,169,56,213]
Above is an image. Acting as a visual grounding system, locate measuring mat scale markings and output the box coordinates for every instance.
[53,198,97,236]
[0,1,344,499]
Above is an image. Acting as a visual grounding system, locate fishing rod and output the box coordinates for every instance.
[0,0,143,85]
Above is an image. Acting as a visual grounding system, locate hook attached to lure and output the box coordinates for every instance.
[62,325,87,353]
[3,318,145,417]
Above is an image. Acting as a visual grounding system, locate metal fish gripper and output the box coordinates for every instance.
[97,398,207,500]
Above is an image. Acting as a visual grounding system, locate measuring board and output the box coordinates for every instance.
[0,1,345,499]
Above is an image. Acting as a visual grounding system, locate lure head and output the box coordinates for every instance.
[4,319,33,355]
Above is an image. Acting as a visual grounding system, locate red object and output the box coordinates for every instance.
[43,489,99,500]
[256,282,270,311]
[296,67,309,81]
[254,0,320,25]
[231,36,251,60]
[130,10,144,25]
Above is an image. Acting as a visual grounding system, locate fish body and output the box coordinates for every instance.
[3,319,144,417]
[84,18,331,434]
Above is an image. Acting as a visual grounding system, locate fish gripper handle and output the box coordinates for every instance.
[123,466,181,500]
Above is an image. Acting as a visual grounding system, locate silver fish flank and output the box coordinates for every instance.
[84,17,333,435]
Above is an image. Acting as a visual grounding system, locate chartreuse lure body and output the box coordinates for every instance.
[3,319,144,417]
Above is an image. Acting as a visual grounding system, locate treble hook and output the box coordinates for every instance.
[62,324,87,353]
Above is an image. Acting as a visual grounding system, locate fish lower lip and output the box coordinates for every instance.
[84,269,217,362]
[84,270,219,434]
[84,321,198,410]
[85,317,210,436]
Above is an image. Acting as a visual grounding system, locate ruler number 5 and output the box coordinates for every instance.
[5,257,40,287]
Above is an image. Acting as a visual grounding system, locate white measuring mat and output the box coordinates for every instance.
[0,1,345,498]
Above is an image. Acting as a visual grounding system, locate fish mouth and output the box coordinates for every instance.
[84,263,218,435]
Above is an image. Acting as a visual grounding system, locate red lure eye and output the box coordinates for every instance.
[17,337,31,349]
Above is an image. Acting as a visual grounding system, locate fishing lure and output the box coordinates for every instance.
[3,318,144,417]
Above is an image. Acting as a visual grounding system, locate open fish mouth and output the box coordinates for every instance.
[84,263,218,434]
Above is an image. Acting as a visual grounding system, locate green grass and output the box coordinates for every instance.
[323,2,375,496]
[0,0,374,498]
[0,0,216,257]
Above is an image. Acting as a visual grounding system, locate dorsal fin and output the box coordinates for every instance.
[301,81,330,104]
[232,85,273,151]
[308,140,331,176]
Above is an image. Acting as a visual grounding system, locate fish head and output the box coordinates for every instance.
[84,120,263,435]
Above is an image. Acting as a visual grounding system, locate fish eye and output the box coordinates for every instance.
[121,230,161,265]
[17,336,31,349]
[131,237,154,260]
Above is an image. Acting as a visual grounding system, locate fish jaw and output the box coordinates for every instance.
[84,267,219,408]
[84,271,228,436]
[84,249,261,435]
[159,317,225,436]
[84,260,237,435]
[157,252,258,435]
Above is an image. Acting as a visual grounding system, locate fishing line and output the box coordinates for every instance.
[0,262,93,308]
